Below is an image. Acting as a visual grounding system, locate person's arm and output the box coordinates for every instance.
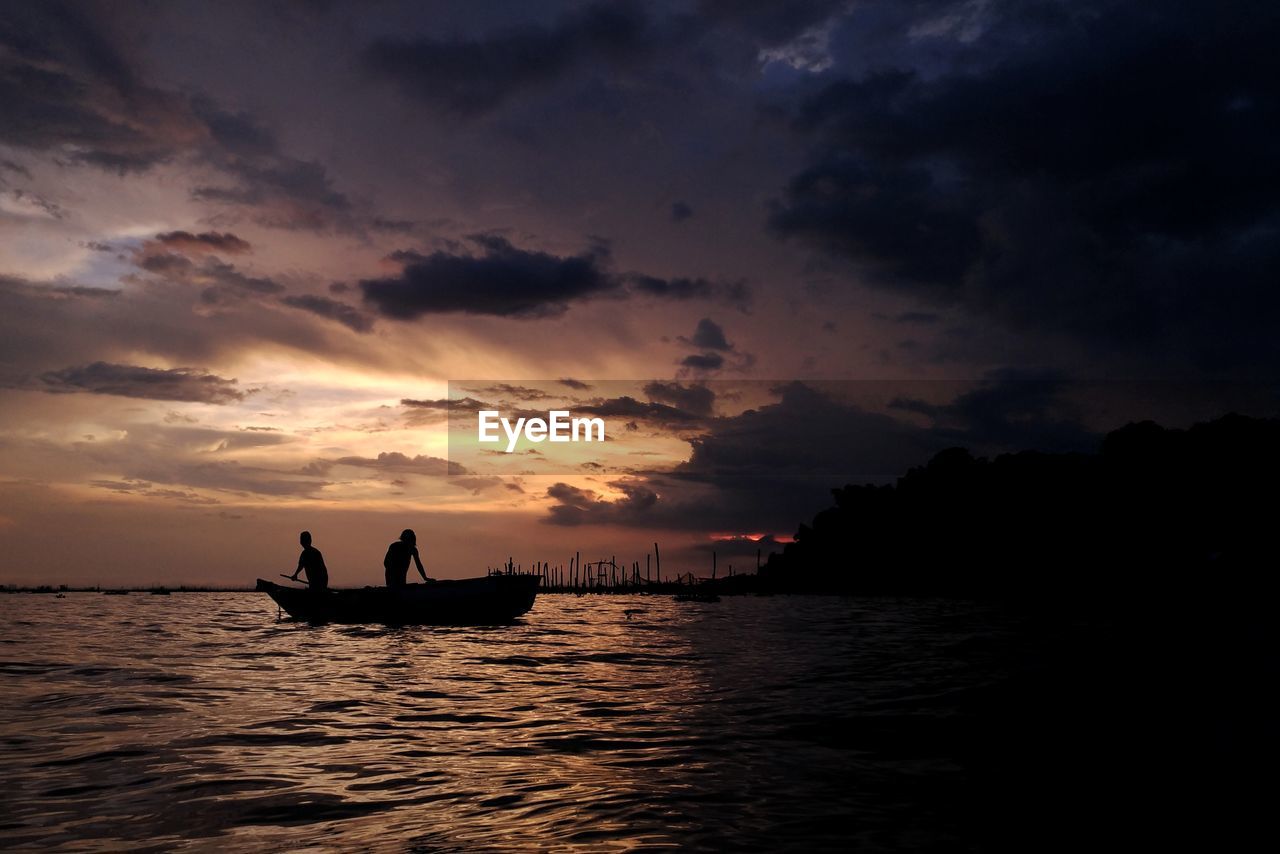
[412,547,429,581]
[291,552,304,580]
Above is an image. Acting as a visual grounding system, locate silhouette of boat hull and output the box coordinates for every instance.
[256,576,540,625]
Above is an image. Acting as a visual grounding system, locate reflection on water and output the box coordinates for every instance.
[0,591,1216,850]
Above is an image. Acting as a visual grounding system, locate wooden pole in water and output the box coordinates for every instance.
[654,542,661,584]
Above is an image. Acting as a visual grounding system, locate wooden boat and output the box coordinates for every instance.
[256,575,540,625]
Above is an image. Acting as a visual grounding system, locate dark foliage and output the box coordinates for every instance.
[763,412,1280,595]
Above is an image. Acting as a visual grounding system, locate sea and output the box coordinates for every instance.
[0,591,1266,851]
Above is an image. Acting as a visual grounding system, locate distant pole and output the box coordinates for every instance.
[654,542,661,584]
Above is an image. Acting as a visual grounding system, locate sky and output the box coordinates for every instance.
[1,0,1277,586]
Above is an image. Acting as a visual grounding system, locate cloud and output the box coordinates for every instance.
[767,0,1280,371]
[688,317,732,351]
[544,479,658,526]
[361,235,746,320]
[280,294,372,333]
[360,235,613,319]
[36,362,250,404]
[538,379,1101,533]
[89,479,221,505]
[151,231,251,255]
[625,273,749,306]
[462,384,552,402]
[139,460,324,497]
[888,369,1096,453]
[642,381,715,417]
[193,260,286,303]
[0,2,201,172]
[680,352,724,371]
[576,395,706,427]
[889,311,940,325]
[0,7,352,230]
[698,0,852,47]
[362,2,652,116]
[330,452,468,476]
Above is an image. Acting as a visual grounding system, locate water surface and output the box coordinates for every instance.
[0,590,1183,850]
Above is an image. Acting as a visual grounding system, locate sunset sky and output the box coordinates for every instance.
[2,1,1276,586]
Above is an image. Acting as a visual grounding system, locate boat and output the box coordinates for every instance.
[256,575,541,625]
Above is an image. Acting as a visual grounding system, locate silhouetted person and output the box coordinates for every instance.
[384,528,429,588]
[290,531,329,591]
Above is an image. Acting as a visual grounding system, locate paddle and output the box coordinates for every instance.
[279,573,310,585]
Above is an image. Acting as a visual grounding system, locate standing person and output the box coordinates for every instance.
[384,528,430,588]
[290,531,329,591]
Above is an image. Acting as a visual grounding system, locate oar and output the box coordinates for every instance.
[279,573,310,585]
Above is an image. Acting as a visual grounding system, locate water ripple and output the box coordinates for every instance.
[0,591,1027,850]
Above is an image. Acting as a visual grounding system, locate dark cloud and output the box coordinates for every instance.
[130,250,294,309]
[370,217,417,234]
[195,260,286,303]
[688,317,732,351]
[362,2,652,116]
[541,379,1101,532]
[34,283,120,301]
[642,381,715,417]
[576,395,705,427]
[0,1,197,172]
[184,97,352,228]
[401,396,494,413]
[330,452,468,476]
[698,0,851,46]
[138,253,194,275]
[1,158,32,178]
[135,460,324,497]
[680,352,724,371]
[280,294,372,333]
[361,235,613,319]
[361,235,745,320]
[559,378,592,390]
[625,273,748,306]
[544,479,658,526]
[462,384,552,402]
[890,312,940,325]
[450,475,504,494]
[671,201,694,222]
[152,231,251,255]
[768,0,1280,371]
[89,479,221,505]
[0,7,351,229]
[36,362,249,404]
[889,369,1096,453]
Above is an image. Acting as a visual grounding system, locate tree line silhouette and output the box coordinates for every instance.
[761,412,1279,596]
